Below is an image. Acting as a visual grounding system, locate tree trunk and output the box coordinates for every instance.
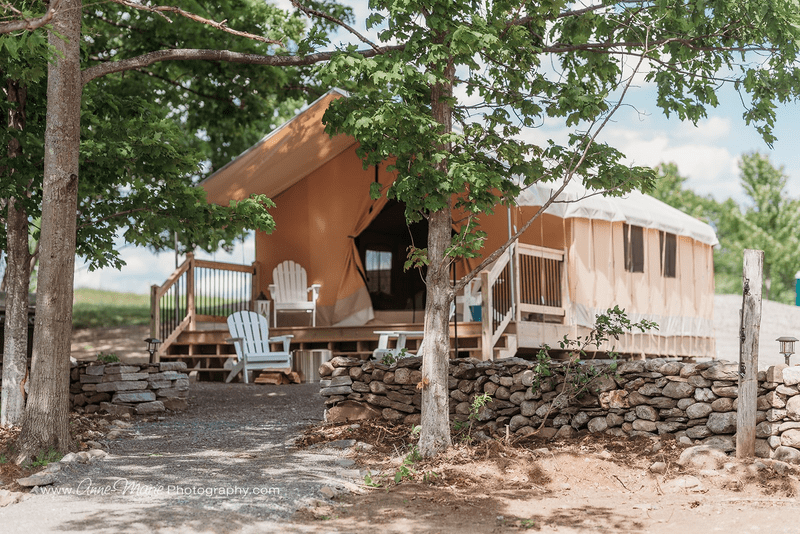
[15,0,82,463]
[418,208,454,456]
[418,58,455,458]
[2,199,31,428]
[1,79,31,428]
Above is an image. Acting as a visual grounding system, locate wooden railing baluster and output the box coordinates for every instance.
[150,253,259,358]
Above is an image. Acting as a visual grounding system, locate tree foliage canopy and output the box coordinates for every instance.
[319,0,800,278]
[1,0,356,271]
[83,0,352,172]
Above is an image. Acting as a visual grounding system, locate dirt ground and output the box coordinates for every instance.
[291,420,800,534]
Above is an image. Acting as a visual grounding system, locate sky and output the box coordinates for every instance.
[71,1,800,295]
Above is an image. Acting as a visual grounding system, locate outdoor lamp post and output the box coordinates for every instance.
[777,336,798,366]
[145,337,162,364]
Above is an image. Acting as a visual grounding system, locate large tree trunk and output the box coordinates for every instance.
[418,208,454,456]
[2,198,31,428]
[418,59,455,458]
[15,0,82,463]
[1,79,31,428]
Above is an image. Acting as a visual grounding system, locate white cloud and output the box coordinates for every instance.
[603,116,743,201]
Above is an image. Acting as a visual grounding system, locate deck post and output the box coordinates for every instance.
[251,260,261,311]
[187,253,196,331]
[737,249,763,459]
[480,270,491,360]
[150,284,160,340]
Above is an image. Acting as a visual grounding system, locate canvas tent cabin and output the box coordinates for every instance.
[481,182,717,359]
[150,88,717,375]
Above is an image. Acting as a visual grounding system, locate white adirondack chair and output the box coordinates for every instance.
[225,311,293,384]
[268,260,321,327]
[372,330,425,362]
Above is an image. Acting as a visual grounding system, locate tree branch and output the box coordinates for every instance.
[134,69,238,106]
[0,0,62,34]
[108,0,282,45]
[509,3,605,26]
[453,29,652,294]
[77,207,153,229]
[291,0,384,53]
[82,45,403,85]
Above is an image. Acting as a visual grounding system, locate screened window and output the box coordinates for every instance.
[623,223,644,273]
[365,249,392,295]
[660,231,677,278]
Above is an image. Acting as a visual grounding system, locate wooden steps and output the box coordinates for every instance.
[159,321,506,380]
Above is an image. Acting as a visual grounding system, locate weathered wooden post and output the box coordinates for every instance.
[737,249,763,459]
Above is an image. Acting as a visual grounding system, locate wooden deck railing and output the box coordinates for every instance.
[516,243,566,319]
[481,244,516,359]
[150,253,260,359]
[480,243,566,359]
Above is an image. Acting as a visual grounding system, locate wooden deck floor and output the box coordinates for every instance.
[160,321,502,380]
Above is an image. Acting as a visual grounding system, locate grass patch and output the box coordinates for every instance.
[96,352,120,363]
[27,449,62,468]
[72,288,150,329]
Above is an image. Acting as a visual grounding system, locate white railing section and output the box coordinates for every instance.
[480,243,566,359]
[150,253,261,359]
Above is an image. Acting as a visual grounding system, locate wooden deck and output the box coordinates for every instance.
[159,321,519,379]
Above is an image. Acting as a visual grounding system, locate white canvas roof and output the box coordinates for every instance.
[517,180,719,246]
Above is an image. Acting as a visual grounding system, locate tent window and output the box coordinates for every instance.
[365,249,392,295]
[660,231,677,278]
[623,224,644,273]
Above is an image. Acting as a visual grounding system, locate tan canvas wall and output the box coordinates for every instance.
[566,218,715,357]
[254,149,394,326]
[453,206,568,279]
[202,91,353,204]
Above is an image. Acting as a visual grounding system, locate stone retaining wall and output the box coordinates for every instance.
[320,355,800,461]
[70,361,189,416]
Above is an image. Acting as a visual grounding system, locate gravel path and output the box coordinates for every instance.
[714,294,800,368]
[1,382,363,533]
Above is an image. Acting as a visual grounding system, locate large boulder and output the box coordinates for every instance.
[662,381,695,399]
[780,429,800,448]
[783,366,800,386]
[707,412,737,434]
[701,362,739,381]
[677,445,728,469]
[587,417,609,433]
[686,402,713,420]
[635,405,658,421]
[773,446,800,464]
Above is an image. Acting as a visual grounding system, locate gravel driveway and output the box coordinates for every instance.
[1,382,362,533]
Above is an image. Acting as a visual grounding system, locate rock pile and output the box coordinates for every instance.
[70,361,189,416]
[320,355,800,461]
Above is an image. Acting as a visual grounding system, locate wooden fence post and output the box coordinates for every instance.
[737,249,763,459]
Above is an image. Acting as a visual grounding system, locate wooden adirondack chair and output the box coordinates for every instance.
[225,311,293,384]
[268,260,321,327]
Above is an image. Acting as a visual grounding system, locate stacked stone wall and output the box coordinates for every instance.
[70,361,189,416]
[320,355,800,461]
